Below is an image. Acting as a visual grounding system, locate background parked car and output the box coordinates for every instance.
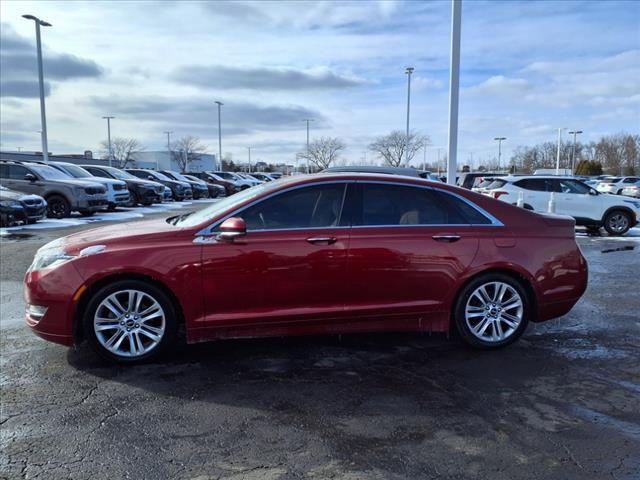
[0,185,47,226]
[483,175,640,235]
[160,170,209,199]
[81,165,165,207]
[248,172,276,182]
[235,172,263,186]
[0,160,108,219]
[126,169,193,201]
[187,171,237,196]
[457,172,506,190]
[621,180,640,198]
[596,177,640,195]
[183,174,225,198]
[49,162,129,210]
[209,171,254,190]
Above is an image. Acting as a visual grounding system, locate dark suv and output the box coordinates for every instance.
[81,165,165,206]
[0,160,108,218]
[187,171,237,196]
[160,170,209,199]
[126,169,193,201]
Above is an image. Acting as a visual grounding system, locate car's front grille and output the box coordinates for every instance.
[86,187,106,195]
[22,198,44,206]
[113,184,127,191]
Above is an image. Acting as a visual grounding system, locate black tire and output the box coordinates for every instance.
[82,279,178,363]
[127,191,139,207]
[80,210,95,217]
[603,210,631,236]
[46,195,71,219]
[107,203,117,211]
[453,273,531,349]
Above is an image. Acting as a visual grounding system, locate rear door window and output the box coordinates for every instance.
[8,165,30,180]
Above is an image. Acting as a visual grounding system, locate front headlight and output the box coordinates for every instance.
[29,247,75,272]
[623,200,640,209]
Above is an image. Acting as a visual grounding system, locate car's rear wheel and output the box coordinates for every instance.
[83,280,178,363]
[454,274,530,349]
[46,195,71,219]
[127,191,139,207]
[603,210,631,236]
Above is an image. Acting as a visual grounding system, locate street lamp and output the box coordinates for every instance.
[23,14,52,163]
[215,101,223,170]
[494,137,506,171]
[246,147,252,173]
[446,0,462,185]
[568,130,583,174]
[302,118,314,174]
[556,127,567,175]
[405,67,414,161]
[102,116,115,167]
[164,131,173,171]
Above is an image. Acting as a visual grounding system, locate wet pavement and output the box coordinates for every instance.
[1,220,639,479]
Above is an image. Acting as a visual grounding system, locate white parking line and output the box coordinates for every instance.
[0,199,219,235]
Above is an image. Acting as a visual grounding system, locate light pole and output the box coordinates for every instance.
[568,130,582,174]
[23,14,51,163]
[215,101,223,170]
[164,131,172,171]
[303,118,314,174]
[446,0,462,185]
[405,67,414,164]
[494,137,506,171]
[556,127,567,175]
[102,116,115,167]
[247,147,252,173]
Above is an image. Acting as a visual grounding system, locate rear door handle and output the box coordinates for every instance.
[432,235,461,243]
[306,236,337,245]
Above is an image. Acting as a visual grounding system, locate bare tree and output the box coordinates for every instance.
[369,130,430,167]
[100,137,144,168]
[171,136,207,172]
[298,136,346,170]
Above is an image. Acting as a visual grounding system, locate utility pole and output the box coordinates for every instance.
[164,131,172,171]
[247,147,252,173]
[568,130,582,174]
[303,118,314,174]
[215,101,223,170]
[23,15,51,163]
[102,116,115,167]
[556,127,566,175]
[494,137,506,171]
[405,66,414,166]
[446,0,462,185]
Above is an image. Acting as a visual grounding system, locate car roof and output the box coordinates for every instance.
[322,166,421,177]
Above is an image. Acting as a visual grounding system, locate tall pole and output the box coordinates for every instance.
[405,66,414,166]
[556,127,566,175]
[303,118,314,174]
[23,15,51,163]
[568,130,582,174]
[247,147,251,173]
[494,137,506,171]
[215,101,223,170]
[102,116,115,167]
[164,131,172,171]
[446,0,462,185]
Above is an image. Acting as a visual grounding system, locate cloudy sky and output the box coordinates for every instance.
[1,0,638,167]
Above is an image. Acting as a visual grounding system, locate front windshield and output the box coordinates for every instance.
[166,171,189,182]
[104,168,137,180]
[59,164,92,178]
[175,181,279,228]
[147,171,172,181]
[30,165,73,181]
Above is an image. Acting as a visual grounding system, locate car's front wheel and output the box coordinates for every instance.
[453,274,530,349]
[603,210,631,236]
[46,195,71,219]
[83,280,178,363]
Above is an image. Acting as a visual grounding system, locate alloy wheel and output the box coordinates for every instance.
[608,213,629,234]
[93,289,166,358]
[465,282,524,343]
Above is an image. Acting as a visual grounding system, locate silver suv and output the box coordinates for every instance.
[0,160,108,218]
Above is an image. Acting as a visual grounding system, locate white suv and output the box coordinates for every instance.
[596,177,640,195]
[483,176,640,235]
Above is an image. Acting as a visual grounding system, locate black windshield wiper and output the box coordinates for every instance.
[169,211,194,225]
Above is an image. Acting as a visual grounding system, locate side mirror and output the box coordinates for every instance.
[147,175,155,181]
[589,188,598,195]
[24,173,36,182]
[217,217,247,242]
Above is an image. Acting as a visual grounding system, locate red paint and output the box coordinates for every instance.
[24,174,588,348]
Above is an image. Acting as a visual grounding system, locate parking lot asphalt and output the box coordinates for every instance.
[1,208,639,480]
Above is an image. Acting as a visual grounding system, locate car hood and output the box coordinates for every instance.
[128,178,164,188]
[60,218,182,254]
[46,178,107,189]
[0,189,23,201]
[79,177,125,187]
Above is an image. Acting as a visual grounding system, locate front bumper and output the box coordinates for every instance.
[75,194,109,212]
[24,263,85,347]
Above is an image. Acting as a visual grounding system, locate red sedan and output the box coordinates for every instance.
[24,173,588,362]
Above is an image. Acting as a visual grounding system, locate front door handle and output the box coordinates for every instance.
[432,235,461,243]
[306,236,337,245]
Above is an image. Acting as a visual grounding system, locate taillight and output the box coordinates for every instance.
[492,191,510,199]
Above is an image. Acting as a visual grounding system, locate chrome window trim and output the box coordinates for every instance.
[195,178,503,237]
[196,180,351,236]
